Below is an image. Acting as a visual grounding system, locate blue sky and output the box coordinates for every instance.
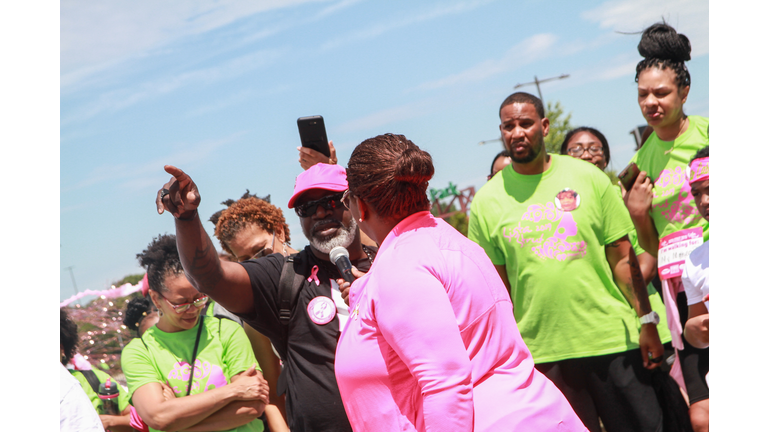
[59,0,709,301]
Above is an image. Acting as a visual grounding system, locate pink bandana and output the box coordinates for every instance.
[687,157,709,183]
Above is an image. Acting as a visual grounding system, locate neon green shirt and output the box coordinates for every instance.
[121,316,264,432]
[469,154,640,363]
[70,368,130,414]
[629,115,709,242]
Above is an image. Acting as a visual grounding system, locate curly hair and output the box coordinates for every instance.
[215,197,291,257]
[691,145,709,163]
[60,308,78,365]
[635,22,692,91]
[209,190,270,227]
[123,296,155,335]
[136,234,183,293]
[346,133,434,220]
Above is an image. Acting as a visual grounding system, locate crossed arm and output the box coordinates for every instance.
[132,366,269,432]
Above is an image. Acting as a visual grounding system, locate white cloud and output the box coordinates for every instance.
[320,0,496,51]
[413,33,558,91]
[61,0,325,85]
[62,48,284,125]
[582,0,709,56]
[334,99,435,135]
[62,131,247,193]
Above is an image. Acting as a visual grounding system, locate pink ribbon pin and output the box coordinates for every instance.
[307,265,320,286]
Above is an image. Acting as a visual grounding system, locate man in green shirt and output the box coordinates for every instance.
[468,92,666,432]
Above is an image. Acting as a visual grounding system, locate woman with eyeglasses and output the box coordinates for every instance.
[121,234,270,432]
[335,133,586,431]
[560,127,673,349]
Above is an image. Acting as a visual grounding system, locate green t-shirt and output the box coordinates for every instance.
[629,115,709,243]
[121,316,264,432]
[469,154,639,363]
[70,368,131,415]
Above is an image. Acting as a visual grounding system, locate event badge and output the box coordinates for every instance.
[554,188,580,212]
[657,227,704,280]
[307,296,336,325]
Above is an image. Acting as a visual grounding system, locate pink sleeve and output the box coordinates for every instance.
[374,254,473,431]
[130,405,150,432]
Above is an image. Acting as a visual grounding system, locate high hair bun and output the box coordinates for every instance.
[638,22,691,62]
[394,146,434,185]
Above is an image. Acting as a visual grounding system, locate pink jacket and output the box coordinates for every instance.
[335,211,585,431]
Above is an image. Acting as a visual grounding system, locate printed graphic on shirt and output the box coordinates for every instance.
[167,358,228,395]
[502,202,586,261]
[307,296,336,325]
[554,188,580,212]
[658,227,703,280]
[653,166,702,226]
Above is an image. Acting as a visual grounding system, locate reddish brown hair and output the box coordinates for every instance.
[346,133,434,220]
[214,197,291,257]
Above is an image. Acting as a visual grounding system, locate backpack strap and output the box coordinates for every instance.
[277,253,305,325]
[74,369,102,395]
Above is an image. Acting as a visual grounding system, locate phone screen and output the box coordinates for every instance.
[297,116,330,158]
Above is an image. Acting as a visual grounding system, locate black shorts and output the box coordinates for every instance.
[676,291,709,404]
[535,350,663,432]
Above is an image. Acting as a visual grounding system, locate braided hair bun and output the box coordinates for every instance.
[635,22,692,89]
[638,23,691,62]
[347,134,434,220]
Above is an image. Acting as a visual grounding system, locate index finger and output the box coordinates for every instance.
[164,165,193,190]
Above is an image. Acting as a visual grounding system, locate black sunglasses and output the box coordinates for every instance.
[295,192,345,217]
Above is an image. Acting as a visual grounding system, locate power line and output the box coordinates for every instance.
[513,73,570,107]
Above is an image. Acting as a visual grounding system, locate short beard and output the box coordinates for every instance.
[508,137,543,163]
[304,217,358,254]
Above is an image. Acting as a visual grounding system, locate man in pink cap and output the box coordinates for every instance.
[155,163,375,432]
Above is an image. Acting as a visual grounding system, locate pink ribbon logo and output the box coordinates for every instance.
[307,265,320,286]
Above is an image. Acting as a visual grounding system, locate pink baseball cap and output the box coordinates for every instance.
[288,163,348,208]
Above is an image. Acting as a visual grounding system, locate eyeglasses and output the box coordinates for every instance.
[566,145,604,157]
[294,192,345,217]
[239,232,276,262]
[341,190,352,209]
[159,293,209,314]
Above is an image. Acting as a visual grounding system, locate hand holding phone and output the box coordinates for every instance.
[297,116,331,158]
[618,162,641,191]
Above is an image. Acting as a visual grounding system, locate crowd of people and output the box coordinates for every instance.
[61,22,709,432]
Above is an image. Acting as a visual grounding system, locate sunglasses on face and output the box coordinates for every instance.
[294,192,345,218]
[160,293,209,314]
[239,232,276,262]
[567,145,604,157]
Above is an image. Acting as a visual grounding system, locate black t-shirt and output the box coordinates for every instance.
[237,246,375,432]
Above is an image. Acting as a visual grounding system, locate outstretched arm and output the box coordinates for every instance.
[606,236,663,369]
[156,165,254,315]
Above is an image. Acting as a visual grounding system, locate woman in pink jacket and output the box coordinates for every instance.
[334,133,585,431]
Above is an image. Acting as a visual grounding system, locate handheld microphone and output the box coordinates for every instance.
[329,246,356,284]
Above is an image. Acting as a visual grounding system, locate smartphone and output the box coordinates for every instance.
[618,162,641,190]
[297,116,330,158]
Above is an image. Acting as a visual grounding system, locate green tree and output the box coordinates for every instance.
[431,201,468,236]
[543,101,573,154]
[113,273,144,287]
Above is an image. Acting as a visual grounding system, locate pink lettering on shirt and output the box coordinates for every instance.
[503,203,586,261]
[652,167,701,225]
[167,359,227,395]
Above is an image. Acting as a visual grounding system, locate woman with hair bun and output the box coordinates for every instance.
[625,22,709,431]
[334,134,586,431]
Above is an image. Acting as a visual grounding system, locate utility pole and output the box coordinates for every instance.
[64,265,79,295]
[513,73,570,108]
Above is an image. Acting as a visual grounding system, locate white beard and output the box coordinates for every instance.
[306,217,358,254]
